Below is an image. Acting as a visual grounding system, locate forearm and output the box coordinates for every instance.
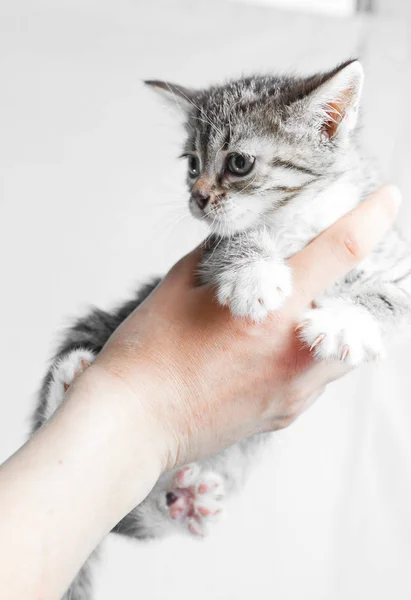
[0,187,398,599]
[0,364,165,600]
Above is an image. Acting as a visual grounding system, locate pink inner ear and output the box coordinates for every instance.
[322,86,356,139]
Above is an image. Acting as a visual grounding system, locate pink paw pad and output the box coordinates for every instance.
[165,466,224,536]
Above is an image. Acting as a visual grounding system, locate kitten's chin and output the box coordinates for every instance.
[208,213,261,237]
[189,200,261,236]
[210,220,250,237]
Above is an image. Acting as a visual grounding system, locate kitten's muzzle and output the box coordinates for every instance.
[191,189,211,211]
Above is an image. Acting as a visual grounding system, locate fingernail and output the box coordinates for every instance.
[386,184,402,209]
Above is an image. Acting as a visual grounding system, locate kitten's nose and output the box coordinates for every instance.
[191,190,210,210]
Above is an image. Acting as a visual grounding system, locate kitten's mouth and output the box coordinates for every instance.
[189,197,258,236]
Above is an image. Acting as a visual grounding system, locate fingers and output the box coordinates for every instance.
[286,185,401,315]
[160,185,400,314]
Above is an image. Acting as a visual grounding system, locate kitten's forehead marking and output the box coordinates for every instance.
[195,125,230,172]
[193,91,252,152]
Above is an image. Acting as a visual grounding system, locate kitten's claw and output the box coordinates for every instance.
[165,465,224,537]
[310,334,326,352]
[217,260,292,321]
[295,321,307,333]
[340,345,349,362]
[297,298,384,366]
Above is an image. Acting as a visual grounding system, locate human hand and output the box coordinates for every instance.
[0,187,400,600]
[87,186,401,472]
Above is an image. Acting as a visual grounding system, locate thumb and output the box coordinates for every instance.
[285,185,401,316]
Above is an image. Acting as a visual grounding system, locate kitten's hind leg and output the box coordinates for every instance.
[60,551,97,600]
[44,348,96,420]
[165,464,225,536]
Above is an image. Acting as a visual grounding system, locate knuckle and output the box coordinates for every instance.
[284,383,317,417]
[287,385,306,408]
[372,187,399,223]
[270,414,295,431]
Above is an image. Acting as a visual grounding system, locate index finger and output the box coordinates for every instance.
[285,185,401,316]
[166,245,204,286]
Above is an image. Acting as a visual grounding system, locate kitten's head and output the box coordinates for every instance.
[146,60,363,237]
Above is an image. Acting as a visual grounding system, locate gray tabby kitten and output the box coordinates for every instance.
[33,59,411,600]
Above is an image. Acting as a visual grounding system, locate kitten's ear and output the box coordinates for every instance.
[295,60,364,140]
[144,80,197,113]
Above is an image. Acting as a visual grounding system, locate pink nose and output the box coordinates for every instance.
[191,190,211,210]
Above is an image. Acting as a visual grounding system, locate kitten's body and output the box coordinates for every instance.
[33,61,411,599]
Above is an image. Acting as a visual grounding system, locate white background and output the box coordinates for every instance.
[228,0,356,16]
[1,1,411,599]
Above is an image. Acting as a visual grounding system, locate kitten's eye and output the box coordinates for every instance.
[227,153,255,176]
[188,155,200,178]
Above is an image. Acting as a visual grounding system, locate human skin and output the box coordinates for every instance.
[0,186,401,600]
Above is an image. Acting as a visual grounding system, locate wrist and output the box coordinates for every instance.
[0,360,171,599]
[92,343,199,472]
[65,362,169,517]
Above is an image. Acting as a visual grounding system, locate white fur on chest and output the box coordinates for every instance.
[265,177,361,258]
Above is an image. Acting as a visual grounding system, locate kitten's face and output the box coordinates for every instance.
[183,123,322,236]
[146,61,363,237]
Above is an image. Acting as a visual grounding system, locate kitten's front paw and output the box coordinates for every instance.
[165,465,224,537]
[298,298,384,366]
[217,260,292,321]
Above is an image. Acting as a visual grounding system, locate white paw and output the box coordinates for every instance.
[216,260,292,321]
[298,298,384,366]
[45,348,96,419]
[165,465,224,536]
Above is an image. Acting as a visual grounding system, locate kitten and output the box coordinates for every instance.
[33,60,411,600]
